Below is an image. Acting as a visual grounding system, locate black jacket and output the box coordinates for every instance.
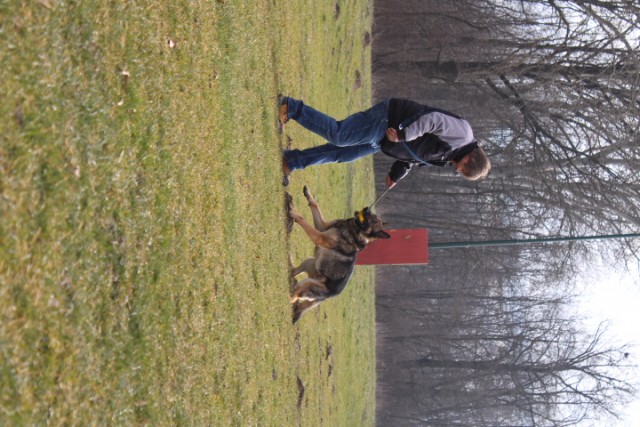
[381,99,477,182]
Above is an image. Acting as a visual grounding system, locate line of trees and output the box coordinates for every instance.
[376,246,634,426]
[373,0,639,425]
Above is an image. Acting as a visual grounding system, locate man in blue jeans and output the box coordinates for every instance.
[279,96,491,187]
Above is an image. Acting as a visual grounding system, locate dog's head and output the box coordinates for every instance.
[354,207,391,240]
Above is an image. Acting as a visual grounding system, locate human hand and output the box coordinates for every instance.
[385,175,396,189]
[385,128,400,143]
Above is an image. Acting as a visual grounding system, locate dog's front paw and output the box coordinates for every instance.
[285,192,295,232]
[303,185,318,208]
[288,208,302,223]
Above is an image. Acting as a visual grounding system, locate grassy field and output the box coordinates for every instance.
[1,1,376,426]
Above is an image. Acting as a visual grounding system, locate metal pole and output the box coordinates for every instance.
[429,233,640,249]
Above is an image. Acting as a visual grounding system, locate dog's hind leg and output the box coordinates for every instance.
[303,186,330,231]
[292,258,317,277]
[290,278,329,303]
[292,300,322,324]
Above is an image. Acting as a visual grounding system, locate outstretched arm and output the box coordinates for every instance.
[387,160,413,186]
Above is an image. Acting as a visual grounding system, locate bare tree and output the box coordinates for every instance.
[373,1,640,425]
[374,0,640,247]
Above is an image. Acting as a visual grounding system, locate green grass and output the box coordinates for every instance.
[1,0,375,425]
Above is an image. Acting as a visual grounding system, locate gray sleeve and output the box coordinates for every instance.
[403,112,474,149]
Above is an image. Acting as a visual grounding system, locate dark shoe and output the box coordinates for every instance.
[278,95,289,127]
[282,156,291,187]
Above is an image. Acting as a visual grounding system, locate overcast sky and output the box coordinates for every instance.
[578,260,640,425]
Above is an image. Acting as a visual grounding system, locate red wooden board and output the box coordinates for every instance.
[356,229,429,265]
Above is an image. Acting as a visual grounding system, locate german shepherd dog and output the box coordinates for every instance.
[287,186,391,323]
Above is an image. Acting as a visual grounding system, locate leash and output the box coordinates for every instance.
[370,172,409,209]
[370,185,394,209]
[357,178,402,225]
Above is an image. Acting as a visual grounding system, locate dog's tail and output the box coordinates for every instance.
[292,300,323,324]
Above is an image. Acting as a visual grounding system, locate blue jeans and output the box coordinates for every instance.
[283,98,389,171]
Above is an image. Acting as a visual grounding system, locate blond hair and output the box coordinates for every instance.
[461,145,491,181]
